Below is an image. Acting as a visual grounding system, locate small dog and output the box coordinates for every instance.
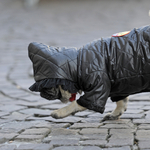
[29,25,150,121]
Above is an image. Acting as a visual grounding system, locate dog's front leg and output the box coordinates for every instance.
[103,97,129,121]
[51,101,86,119]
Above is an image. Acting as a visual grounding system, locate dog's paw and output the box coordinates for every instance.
[51,110,62,119]
[102,113,120,121]
[51,109,67,119]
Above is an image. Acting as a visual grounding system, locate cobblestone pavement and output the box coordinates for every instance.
[0,0,150,149]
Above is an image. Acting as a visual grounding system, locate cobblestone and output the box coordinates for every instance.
[138,124,150,130]
[100,123,134,129]
[0,133,18,143]
[80,140,107,147]
[135,130,150,141]
[52,146,101,150]
[43,135,81,143]
[15,144,53,150]
[69,123,102,129]
[79,128,108,135]
[21,128,50,135]
[138,141,150,149]
[80,134,107,140]
[0,0,150,149]
[15,134,45,142]
[50,139,79,146]
[50,128,80,136]
[104,146,131,150]
[107,138,133,147]
[0,145,17,150]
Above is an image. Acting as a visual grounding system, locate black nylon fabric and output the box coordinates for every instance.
[28,25,150,114]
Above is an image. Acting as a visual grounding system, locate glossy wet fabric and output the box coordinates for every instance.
[28,25,150,113]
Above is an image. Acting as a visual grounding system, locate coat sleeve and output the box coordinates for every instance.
[77,71,111,113]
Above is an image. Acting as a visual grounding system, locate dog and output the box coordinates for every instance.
[28,25,150,121]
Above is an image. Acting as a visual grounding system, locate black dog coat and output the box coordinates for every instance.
[29,25,150,113]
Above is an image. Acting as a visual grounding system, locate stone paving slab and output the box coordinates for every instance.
[0,145,17,150]
[43,135,81,143]
[106,138,133,147]
[52,146,102,150]
[80,134,107,140]
[138,141,150,149]
[0,0,150,149]
[15,134,45,140]
[50,139,79,147]
[79,128,108,135]
[69,123,102,129]
[15,144,53,150]
[0,133,18,144]
[135,130,150,141]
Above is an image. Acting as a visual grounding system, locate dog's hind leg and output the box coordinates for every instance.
[103,97,129,121]
[51,101,86,119]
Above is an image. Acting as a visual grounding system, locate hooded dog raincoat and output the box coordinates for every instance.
[29,25,150,113]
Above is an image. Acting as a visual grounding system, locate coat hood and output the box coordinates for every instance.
[28,42,79,93]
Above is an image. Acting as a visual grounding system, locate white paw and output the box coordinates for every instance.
[51,109,66,119]
[103,113,120,121]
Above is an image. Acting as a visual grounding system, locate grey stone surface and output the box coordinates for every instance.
[100,123,134,129]
[110,129,135,136]
[0,133,18,143]
[1,121,48,132]
[135,130,150,141]
[138,124,150,129]
[133,119,150,124]
[0,145,17,150]
[50,123,71,129]
[142,105,150,111]
[70,123,102,129]
[21,128,50,135]
[80,134,107,140]
[79,140,107,146]
[0,112,10,117]
[120,113,145,119]
[31,121,52,129]
[1,112,30,121]
[138,141,150,149]
[19,108,52,116]
[50,128,80,136]
[104,146,131,150]
[41,104,68,110]
[145,110,150,119]
[74,111,94,117]
[103,119,131,124]
[0,0,150,149]
[15,144,53,150]
[53,146,102,150]
[107,139,134,147]
[107,129,134,147]
[50,139,79,146]
[0,105,26,113]
[26,115,83,123]
[15,134,45,141]
[80,117,103,123]
[87,113,104,118]
[124,109,144,114]
[43,135,81,143]
[79,128,108,135]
